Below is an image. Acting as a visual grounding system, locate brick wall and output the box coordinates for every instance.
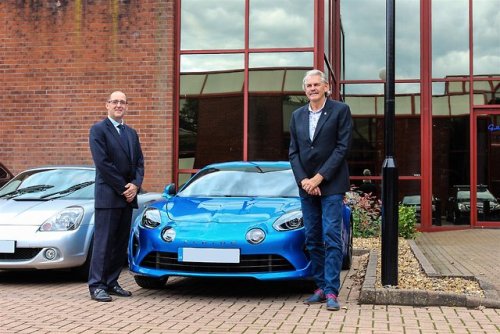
[0,0,175,192]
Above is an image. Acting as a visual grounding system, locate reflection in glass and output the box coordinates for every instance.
[180,54,244,73]
[181,0,244,50]
[179,55,244,169]
[249,52,313,69]
[473,0,500,76]
[473,76,500,105]
[345,84,420,177]
[247,68,310,161]
[249,0,313,48]
[432,0,469,78]
[476,113,500,222]
[341,0,385,80]
[341,0,419,80]
[432,82,470,225]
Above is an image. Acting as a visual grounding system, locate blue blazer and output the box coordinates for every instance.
[89,118,144,209]
[289,99,353,197]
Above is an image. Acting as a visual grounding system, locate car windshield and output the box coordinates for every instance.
[402,195,420,205]
[178,166,299,198]
[0,168,95,200]
[457,189,496,202]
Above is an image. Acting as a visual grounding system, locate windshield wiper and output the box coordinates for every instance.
[40,181,95,199]
[0,185,55,199]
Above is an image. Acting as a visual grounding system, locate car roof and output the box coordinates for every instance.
[21,165,95,172]
[202,161,291,170]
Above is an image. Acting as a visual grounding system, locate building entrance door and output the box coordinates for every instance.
[474,108,500,227]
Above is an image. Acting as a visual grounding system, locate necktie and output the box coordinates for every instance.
[117,124,129,154]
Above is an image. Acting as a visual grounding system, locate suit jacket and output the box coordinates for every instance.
[289,98,353,197]
[89,118,144,209]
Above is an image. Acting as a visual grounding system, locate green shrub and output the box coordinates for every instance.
[346,188,418,239]
[398,205,418,239]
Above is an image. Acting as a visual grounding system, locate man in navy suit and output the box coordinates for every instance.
[88,91,144,302]
[289,69,352,311]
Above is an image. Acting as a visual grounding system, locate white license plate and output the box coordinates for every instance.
[0,240,15,254]
[179,248,240,263]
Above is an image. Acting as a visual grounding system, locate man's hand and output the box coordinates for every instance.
[301,174,324,196]
[123,183,139,203]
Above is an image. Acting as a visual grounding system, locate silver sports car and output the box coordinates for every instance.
[0,166,162,279]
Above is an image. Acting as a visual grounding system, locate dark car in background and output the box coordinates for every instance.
[446,185,500,224]
[0,163,13,187]
[401,194,441,225]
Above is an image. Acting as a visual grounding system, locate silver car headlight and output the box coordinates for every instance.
[140,207,162,229]
[273,211,304,231]
[39,207,84,231]
[458,203,470,212]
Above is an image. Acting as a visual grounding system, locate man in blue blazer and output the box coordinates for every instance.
[289,69,352,311]
[88,91,144,302]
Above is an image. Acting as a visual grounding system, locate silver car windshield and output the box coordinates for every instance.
[178,168,299,198]
[0,168,95,200]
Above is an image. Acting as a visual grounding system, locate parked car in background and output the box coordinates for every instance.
[0,163,13,187]
[401,194,441,225]
[446,185,500,224]
[129,161,353,289]
[0,166,162,279]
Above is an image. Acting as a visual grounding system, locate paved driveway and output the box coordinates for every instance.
[0,256,499,334]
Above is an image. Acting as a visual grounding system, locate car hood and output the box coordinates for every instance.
[0,198,93,226]
[165,197,300,224]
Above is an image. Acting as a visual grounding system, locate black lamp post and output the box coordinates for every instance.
[381,0,398,286]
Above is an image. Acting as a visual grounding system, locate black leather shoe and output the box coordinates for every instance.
[109,285,132,297]
[90,288,112,302]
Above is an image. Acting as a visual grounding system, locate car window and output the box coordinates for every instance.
[178,168,299,198]
[0,168,95,199]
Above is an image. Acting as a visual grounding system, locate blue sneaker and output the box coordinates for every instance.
[304,289,326,304]
[326,294,340,311]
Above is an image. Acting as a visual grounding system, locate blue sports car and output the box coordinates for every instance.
[129,161,353,289]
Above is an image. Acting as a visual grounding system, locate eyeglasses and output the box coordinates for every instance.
[108,100,128,105]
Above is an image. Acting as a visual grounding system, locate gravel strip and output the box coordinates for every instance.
[354,237,484,297]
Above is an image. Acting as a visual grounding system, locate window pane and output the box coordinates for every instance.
[432,0,469,78]
[249,52,313,68]
[249,0,314,48]
[248,67,309,161]
[473,0,500,76]
[181,0,244,50]
[179,55,244,169]
[345,83,420,177]
[476,113,500,221]
[432,83,470,226]
[341,0,419,80]
[180,54,244,73]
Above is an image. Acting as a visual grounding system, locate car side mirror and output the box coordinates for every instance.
[162,183,176,199]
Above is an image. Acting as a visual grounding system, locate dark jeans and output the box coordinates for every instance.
[301,194,343,296]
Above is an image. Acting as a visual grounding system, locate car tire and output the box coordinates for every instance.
[342,215,353,270]
[134,275,168,289]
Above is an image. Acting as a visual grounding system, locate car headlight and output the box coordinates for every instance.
[246,228,266,244]
[458,203,470,212]
[140,207,162,229]
[273,211,304,231]
[39,207,84,231]
[161,227,176,242]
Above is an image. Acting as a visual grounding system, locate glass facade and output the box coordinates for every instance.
[177,0,500,229]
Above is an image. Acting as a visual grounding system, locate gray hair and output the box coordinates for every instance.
[302,69,330,96]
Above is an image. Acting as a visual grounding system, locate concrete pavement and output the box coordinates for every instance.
[1,239,499,334]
